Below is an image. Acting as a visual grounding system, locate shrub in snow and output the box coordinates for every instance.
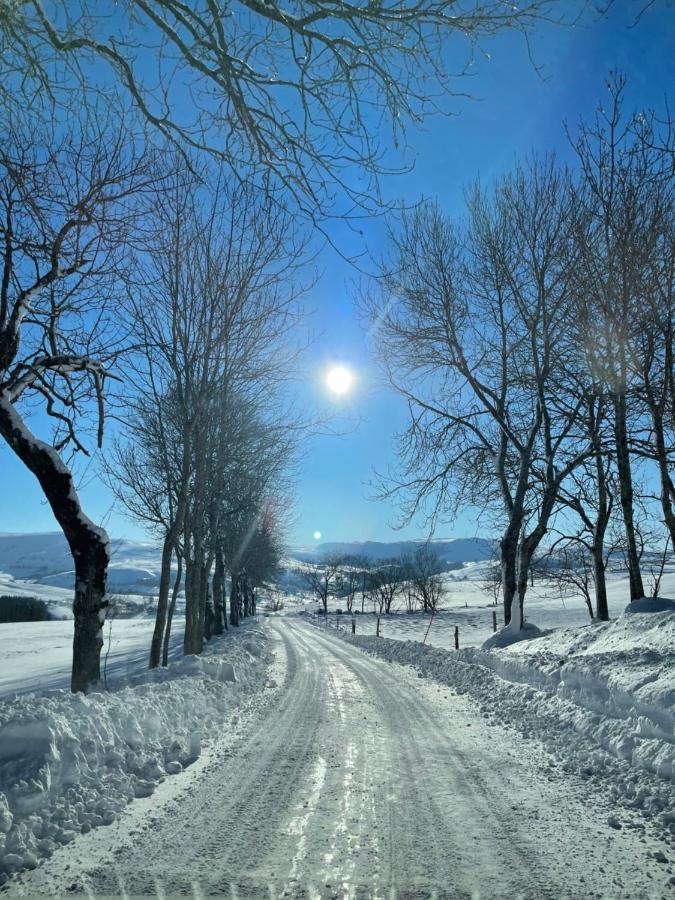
[0,626,270,882]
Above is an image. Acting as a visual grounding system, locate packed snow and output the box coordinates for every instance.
[2,532,674,894]
[10,619,674,899]
[334,597,675,844]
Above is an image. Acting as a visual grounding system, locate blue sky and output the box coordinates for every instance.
[1,2,673,546]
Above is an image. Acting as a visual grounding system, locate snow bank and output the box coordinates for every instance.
[340,603,675,839]
[481,621,545,650]
[0,625,270,882]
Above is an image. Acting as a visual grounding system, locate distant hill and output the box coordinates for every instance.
[0,532,163,595]
[0,532,497,597]
[290,537,495,568]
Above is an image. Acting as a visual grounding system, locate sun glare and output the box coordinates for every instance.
[313,530,322,540]
[325,365,354,395]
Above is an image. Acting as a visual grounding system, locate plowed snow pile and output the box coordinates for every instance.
[0,625,270,882]
[342,599,675,840]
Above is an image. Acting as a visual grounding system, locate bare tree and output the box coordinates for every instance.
[370,559,405,615]
[364,157,593,630]
[408,545,445,612]
[2,0,566,216]
[115,165,305,663]
[569,73,674,600]
[303,555,344,614]
[0,112,156,691]
[334,556,368,614]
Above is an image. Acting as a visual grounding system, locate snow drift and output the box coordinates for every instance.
[0,625,271,882]
[340,601,675,839]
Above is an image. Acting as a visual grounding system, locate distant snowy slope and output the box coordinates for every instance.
[292,537,495,566]
[0,532,163,595]
[0,532,72,579]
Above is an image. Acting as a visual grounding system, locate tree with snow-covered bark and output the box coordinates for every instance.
[0,113,156,691]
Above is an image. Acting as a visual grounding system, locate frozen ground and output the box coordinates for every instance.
[8,619,673,899]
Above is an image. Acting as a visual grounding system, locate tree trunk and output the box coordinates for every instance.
[162,551,182,667]
[213,547,225,634]
[651,409,675,554]
[183,554,201,655]
[230,571,240,626]
[0,396,110,692]
[612,391,645,600]
[198,558,210,640]
[500,526,519,627]
[150,527,178,668]
[592,450,610,621]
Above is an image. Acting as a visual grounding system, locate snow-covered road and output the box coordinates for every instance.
[12,619,672,898]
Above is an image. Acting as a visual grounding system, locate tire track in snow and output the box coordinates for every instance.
[13,618,674,899]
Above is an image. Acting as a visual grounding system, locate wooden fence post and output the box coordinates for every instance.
[352,618,356,634]
[454,625,459,650]
[376,616,380,637]
[492,610,497,633]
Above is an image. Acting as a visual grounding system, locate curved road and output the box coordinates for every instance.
[14,619,668,898]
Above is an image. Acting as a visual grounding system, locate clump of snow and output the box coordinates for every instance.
[481,621,544,650]
[0,625,270,882]
[339,602,675,841]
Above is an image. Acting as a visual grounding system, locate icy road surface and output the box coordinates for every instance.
[13,619,672,899]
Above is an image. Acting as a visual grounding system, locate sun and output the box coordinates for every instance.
[325,365,354,395]
[313,530,322,540]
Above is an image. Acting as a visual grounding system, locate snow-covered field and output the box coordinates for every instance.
[303,563,675,651]
[0,573,74,621]
[0,617,189,697]
[0,622,271,883]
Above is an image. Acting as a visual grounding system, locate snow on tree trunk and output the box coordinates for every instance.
[506,589,523,632]
[0,395,110,692]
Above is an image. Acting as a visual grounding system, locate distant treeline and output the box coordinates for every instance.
[0,595,50,623]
